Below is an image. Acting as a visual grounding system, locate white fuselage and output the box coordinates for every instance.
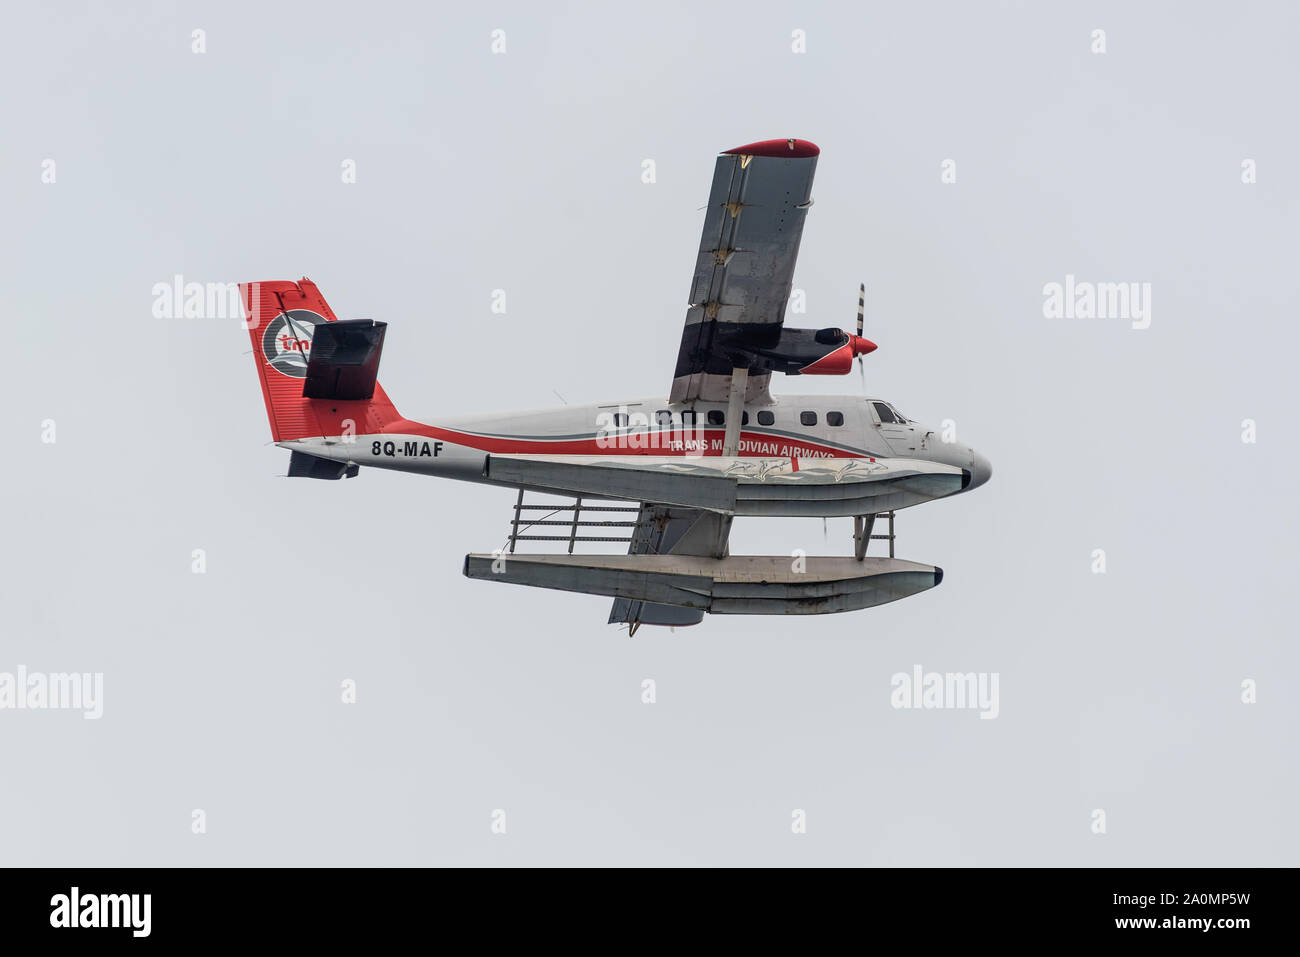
[280,394,991,516]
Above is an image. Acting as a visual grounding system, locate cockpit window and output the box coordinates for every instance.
[873,402,912,425]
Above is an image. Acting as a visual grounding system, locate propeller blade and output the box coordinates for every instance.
[857,282,867,393]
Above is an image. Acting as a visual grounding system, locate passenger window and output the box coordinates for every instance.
[800,411,817,426]
[873,402,897,424]
[827,411,844,427]
[757,410,774,426]
[707,410,725,426]
[655,410,672,427]
[741,411,749,425]
[681,410,697,427]
[613,413,628,427]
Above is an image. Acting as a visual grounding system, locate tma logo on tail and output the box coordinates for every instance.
[262,310,324,377]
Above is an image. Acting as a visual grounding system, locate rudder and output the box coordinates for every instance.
[241,278,400,443]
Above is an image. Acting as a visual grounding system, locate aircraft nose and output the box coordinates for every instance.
[966,451,993,490]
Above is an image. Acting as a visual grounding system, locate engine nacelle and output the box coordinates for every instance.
[798,332,876,375]
[682,325,878,378]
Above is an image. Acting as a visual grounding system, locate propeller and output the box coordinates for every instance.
[855,282,870,390]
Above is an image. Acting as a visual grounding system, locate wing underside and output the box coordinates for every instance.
[670,139,819,404]
[608,504,732,629]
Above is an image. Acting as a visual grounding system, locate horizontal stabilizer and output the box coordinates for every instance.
[288,450,359,480]
[465,553,942,616]
[303,319,387,401]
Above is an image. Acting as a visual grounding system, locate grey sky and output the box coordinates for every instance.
[1,1,1296,865]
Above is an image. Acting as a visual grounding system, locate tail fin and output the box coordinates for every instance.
[241,279,401,442]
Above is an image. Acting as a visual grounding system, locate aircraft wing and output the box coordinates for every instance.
[670,139,819,404]
[479,453,966,517]
[608,505,732,629]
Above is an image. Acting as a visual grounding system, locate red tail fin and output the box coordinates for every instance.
[241,279,400,442]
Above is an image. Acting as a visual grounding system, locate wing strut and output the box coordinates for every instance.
[722,366,747,456]
[852,511,896,560]
[853,514,875,561]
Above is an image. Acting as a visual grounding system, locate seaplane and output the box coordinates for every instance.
[241,138,991,631]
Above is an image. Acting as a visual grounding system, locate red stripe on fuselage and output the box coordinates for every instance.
[374,420,867,459]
